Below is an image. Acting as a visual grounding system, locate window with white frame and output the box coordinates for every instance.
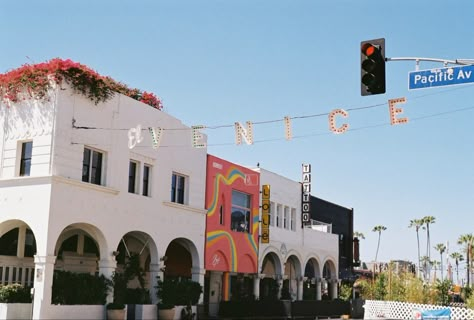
[276,204,282,228]
[19,141,33,176]
[231,190,251,233]
[82,147,104,185]
[171,173,186,204]
[284,206,289,229]
[291,208,296,231]
[142,164,151,196]
[270,202,275,226]
[128,160,139,194]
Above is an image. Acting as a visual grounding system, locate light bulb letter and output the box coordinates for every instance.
[328,109,349,134]
[234,121,254,145]
[388,97,408,125]
[191,125,207,148]
[128,124,143,149]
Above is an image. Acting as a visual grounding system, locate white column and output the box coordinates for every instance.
[253,275,261,300]
[277,276,283,299]
[17,225,26,258]
[192,267,206,304]
[315,278,322,301]
[297,277,304,300]
[77,234,84,255]
[208,272,222,318]
[149,263,160,304]
[32,255,56,320]
[98,258,117,304]
[330,279,338,300]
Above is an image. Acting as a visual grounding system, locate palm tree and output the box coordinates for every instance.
[353,231,365,240]
[434,243,446,281]
[431,260,440,282]
[409,218,424,278]
[420,255,430,282]
[372,225,387,263]
[422,216,436,280]
[458,233,474,287]
[450,252,464,285]
[353,231,365,267]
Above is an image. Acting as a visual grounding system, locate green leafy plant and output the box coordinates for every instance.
[52,270,110,305]
[339,283,353,301]
[0,284,32,303]
[156,278,202,309]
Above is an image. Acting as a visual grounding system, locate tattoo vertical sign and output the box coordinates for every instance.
[302,164,311,226]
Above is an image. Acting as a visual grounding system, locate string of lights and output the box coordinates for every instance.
[71,85,474,148]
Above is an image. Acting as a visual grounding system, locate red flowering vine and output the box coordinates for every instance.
[0,58,163,110]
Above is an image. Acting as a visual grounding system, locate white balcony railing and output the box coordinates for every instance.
[304,219,332,233]
[0,257,35,287]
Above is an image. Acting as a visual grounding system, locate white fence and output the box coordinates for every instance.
[0,262,35,287]
[364,300,474,320]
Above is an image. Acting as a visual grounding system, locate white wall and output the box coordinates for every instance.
[255,168,339,276]
[0,85,208,318]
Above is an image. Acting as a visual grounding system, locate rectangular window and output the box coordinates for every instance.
[171,173,186,204]
[219,205,224,225]
[284,206,289,229]
[19,141,33,176]
[82,147,103,185]
[142,164,151,196]
[270,202,275,226]
[276,204,282,228]
[128,161,138,193]
[291,208,296,231]
[231,190,251,233]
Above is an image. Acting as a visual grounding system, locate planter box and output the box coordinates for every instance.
[0,303,32,320]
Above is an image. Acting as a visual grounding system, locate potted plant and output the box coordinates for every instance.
[106,272,127,320]
[156,278,176,320]
[156,278,202,320]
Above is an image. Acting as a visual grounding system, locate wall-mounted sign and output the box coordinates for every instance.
[302,164,311,225]
[261,184,270,243]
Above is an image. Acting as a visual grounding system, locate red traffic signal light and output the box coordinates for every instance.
[361,38,386,96]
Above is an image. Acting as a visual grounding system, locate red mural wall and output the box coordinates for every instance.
[205,155,260,274]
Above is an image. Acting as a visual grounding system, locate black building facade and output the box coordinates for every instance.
[310,196,355,281]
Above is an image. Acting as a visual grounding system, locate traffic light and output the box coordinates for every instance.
[360,38,386,96]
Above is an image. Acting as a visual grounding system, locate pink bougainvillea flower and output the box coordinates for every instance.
[0,58,163,110]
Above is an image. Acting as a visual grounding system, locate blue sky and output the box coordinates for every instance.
[1,1,473,280]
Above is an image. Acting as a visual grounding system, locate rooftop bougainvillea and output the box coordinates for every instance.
[0,58,163,110]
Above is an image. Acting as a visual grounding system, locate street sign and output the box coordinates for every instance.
[409,64,474,90]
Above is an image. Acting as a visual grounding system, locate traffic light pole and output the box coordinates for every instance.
[386,57,474,70]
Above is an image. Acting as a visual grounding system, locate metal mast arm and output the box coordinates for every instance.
[386,57,474,70]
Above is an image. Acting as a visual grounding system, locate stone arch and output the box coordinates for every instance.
[0,219,37,286]
[54,223,108,274]
[322,258,337,280]
[304,256,322,279]
[163,237,200,282]
[283,254,303,300]
[259,250,283,300]
[112,230,159,299]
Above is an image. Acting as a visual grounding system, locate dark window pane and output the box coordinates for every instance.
[24,229,36,257]
[143,165,150,196]
[91,151,102,185]
[84,235,99,256]
[82,148,91,182]
[129,161,137,193]
[171,174,177,202]
[20,142,33,176]
[0,228,19,256]
[177,176,185,204]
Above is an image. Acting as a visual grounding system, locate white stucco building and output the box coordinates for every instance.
[253,168,339,301]
[0,83,208,319]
